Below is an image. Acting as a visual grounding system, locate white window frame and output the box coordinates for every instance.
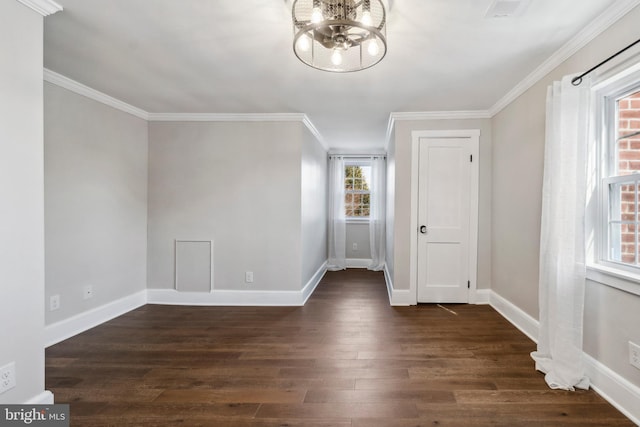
[344,160,372,223]
[588,59,640,297]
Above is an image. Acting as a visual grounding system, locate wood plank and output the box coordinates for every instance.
[44,269,634,426]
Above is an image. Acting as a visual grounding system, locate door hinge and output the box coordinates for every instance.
[470,154,473,162]
[467,280,470,289]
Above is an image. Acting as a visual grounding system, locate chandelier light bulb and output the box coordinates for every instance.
[297,34,311,52]
[311,7,323,23]
[292,0,387,72]
[361,11,372,26]
[331,49,343,66]
[368,39,380,56]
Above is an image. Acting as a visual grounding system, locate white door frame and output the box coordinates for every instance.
[409,129,480,305]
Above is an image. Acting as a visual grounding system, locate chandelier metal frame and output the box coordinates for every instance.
[292,0,387,72]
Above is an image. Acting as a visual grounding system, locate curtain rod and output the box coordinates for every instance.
[572,38,640,86]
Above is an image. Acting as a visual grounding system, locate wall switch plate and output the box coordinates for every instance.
[0,362,16,394]
[83,285,93,300]
[352,243,358,251]
[50,294,60,311]
[245,271,254,283]
[630,341,640,370]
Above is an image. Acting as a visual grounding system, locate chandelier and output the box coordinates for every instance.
[292,0,387,72]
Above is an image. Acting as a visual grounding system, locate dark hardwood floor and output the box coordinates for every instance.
[46,269,634,426]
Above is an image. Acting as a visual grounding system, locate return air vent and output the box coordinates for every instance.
[485,0,530,18]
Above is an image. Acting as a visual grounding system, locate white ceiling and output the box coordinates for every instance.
[44,0,623,150]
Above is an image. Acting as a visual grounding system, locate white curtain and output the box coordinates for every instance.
[368,156,386,271]
[531,75,591,391]
[327,155,347,270]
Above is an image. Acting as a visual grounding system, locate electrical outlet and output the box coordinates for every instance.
[630,341,640,370]
[50,295,60,311]
[0,362,16,394]
[352,243,358,251]
[245,271,254,283]
[83,285,93,300]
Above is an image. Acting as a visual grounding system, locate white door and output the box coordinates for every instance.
[417,137,473,303]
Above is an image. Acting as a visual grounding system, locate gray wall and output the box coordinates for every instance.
[0,0,46,403]
[147,121,307,292]
[346,223,371,260]
[388,119,493,290]
[385,126,396,281]
[44,83,149,325]
[491,5,640,388]
[301,127,328,284]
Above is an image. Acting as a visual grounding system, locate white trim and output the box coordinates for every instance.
[385,111,490,150]
[42,71,327,149]
[383,264,412,306]
[586,265,640,297]
[150,263,327,307]
[43,69,149,120]
[390,111,492,121]
[302,115,329,151]
[488,0,640,116]
[149,113,327,150]
[584,353,640,426]
[25,390,54,404]
[384,263,394,304]
[147,288,305,306]
[409,129,481,305]
[474,289,491,305]
[45,290,147,347]
[148,112,307,122]
[17,0,62,16]
[346,258,372,269]
[302,261,328,304]
[487,290,640,425]
[489,290,540,343]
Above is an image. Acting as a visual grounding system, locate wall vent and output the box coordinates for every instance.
[485,0,530,18]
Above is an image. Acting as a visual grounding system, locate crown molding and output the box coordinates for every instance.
[390,111,492,121]
[44,68,149,120]
[488,0,640,117]
[301,115,329,151]
[43,69,328,148]
[17,0,62,16]
[384,110,491,150]
[148,112,306,122]
[148,112,327,150]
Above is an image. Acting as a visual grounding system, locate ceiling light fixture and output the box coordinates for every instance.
[292,0,387,72]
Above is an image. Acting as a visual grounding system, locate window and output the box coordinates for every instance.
[344,162,371,218]
[601,82,640,269]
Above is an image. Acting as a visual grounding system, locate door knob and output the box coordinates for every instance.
[420,225,427,234]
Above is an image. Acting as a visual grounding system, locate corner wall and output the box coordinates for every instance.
[491,1,640,404]
[44,82,149,326]
[301,126,328,286]
[387,118,493,292]
[147,121,306,293]
[0,0,47,403]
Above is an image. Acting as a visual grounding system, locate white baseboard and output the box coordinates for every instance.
[346,258,372,268]
[147,288,303,306]
[302,261,328,304]
[475,289,491,304]
[383,264,412,306]
[25,390,54,404]
[585,353,640,425]
[148,264,327,307]
[488,290,639,425]
[489,290,539,343]
[45,290,147,348]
